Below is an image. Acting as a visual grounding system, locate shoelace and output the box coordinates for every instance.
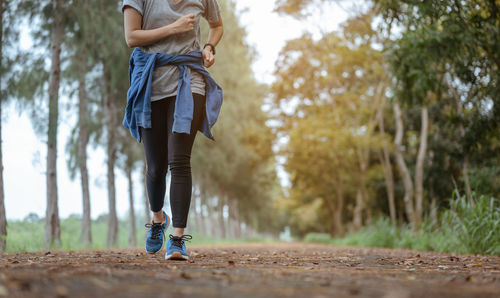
[169,234,193,248]
[145,222,163,240]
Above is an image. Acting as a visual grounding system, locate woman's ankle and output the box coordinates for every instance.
[152,211,165,223]
[173,228,185,237]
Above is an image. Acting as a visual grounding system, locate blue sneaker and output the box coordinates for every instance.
[145,211,170,254]
[165,234,192,260]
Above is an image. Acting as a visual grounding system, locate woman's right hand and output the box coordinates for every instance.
[124,7,195,48]
[172,14,195,34]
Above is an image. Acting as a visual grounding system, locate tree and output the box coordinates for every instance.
[117,124,143,247]
[64,0,94,246]
[376,96,396,224]
[0,0,11,251]
[64,0,129,247]
[43,0,64,247]
[392,102,415,223]
[271,7,391,235]
[374,0,500,219]
[93,1,131,247]
[10,0,64,247]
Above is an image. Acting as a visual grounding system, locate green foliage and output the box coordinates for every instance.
[329,217,444,251]
[440,190,500,255]
[303,232,332,244]
[467,166,500,198]
[305,190,500,255]
[375,0,500,193]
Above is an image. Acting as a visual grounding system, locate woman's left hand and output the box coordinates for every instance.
[202,47,215,68]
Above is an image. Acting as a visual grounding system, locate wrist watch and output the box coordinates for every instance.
[203,43,216,55]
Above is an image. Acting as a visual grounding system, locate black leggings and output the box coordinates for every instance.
[139,93,206,228]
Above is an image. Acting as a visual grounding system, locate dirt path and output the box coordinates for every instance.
[0,243,499,297]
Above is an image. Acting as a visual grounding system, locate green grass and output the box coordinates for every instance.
[3,215,277,252]
[305,190,500,255]
[4,217,147,252]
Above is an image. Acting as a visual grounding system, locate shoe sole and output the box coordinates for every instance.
[165,251,189,260]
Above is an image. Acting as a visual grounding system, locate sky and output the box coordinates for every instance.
[3,0,348,220]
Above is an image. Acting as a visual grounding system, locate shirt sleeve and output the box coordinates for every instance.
[121,0,144,15]
[202,0,221,23]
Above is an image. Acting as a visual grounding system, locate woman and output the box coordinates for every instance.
[121,0,223,260]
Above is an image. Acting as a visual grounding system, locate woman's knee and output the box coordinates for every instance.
[168,154,191,177]
[146,163,168,181]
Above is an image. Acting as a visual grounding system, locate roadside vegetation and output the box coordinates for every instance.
[305,190,500,256]
[3,213,275,253]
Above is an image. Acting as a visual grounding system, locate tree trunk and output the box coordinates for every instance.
[198,182,207,236]
[366,208,373,225]
[78,48,92,246]
[353,147,369,230]
[192,186,202,234]
[127,166,136,247]
[414,105,428,224]
[103,68,118,247]
[463,157,472,202]
[0,98,5,251]
[334,181,344,237]
[0,0,7,252]
[44,0,63,248]
[446,77,473,202]
[212,198,219,238]
[225,196,232,238]
[353,189,363,230]
[233,199,242,238]
[142,159,151,223]
[199,199,207,236]
[378,105,396,224]
[430,196,437,224]
[393,103,415,224]
[218,195,226,239]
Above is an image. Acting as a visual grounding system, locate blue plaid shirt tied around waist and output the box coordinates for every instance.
[123,48,223,142]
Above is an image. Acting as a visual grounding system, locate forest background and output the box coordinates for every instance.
[0,0,498,255]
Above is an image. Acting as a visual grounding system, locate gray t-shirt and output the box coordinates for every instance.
[122,0,221,101]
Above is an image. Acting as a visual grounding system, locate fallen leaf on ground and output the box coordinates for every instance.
[180,272,192,279]
[55,286,68,297]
